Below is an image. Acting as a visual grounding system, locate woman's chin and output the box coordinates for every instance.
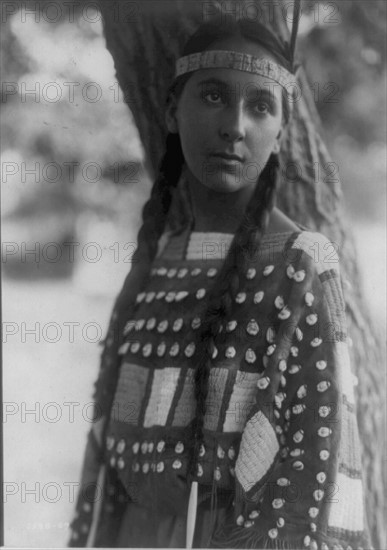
[200,176,250,193]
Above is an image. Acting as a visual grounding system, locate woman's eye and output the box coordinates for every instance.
[203,91,222,104]
[255,102,270,114]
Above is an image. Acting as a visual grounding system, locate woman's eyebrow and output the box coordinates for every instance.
[245,87,279,102]
[196,78,279,100]
[196,77,230,90]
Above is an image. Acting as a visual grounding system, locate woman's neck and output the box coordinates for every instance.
[186,170,256,233]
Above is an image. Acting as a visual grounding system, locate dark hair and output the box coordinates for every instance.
[94,17,292,484]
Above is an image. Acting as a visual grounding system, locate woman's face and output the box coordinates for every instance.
[168,37,284,193]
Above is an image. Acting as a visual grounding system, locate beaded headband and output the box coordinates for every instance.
[175,50,295,90]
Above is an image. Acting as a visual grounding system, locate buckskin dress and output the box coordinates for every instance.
[68,224,371,550]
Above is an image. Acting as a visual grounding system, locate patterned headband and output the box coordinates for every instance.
[175,50,295,91]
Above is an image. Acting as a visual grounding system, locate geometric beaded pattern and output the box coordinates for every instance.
[185,231,234,261]
[143,367,181,427]
[223,371,261,432]
[175,50,295,91]
[338,400,362,476]
[292,231,340,276]
[101,227,368,549]
[203,368,230,432]
[235,410,280,491]
[172,367,196,426]
[335,342,356,405]
[327,473,364,532]
[112,363,149,424]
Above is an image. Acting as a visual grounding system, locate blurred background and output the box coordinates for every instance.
[1,0,386,547]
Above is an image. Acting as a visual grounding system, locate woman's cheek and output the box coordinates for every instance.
[180,134,203,179]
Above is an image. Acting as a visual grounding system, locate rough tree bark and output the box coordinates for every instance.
[99,1,385,547]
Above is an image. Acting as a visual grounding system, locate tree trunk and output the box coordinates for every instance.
[99,1,385,547]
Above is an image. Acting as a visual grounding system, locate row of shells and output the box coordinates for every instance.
[124,315,317,338]
[118,337,324,361]
[106,436,236,461]
[150,265,308,283]
[135,288,315,308]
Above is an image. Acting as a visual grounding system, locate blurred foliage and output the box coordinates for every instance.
[1,0,146,278]
[1,0,386,278]
[298,1,386,221]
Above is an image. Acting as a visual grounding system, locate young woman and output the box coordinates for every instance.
[68,16,371,550]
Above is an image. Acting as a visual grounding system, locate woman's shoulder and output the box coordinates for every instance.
[259,226,346,335]
[264,209,340,268]
[266,207,300,234]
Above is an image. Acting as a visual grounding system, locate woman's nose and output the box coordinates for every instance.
[219,103,246,142]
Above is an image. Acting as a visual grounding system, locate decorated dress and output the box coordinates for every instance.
[68,223,371,549]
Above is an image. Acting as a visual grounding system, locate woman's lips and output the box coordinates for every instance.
[211,152,245,162]
[207,154,244,175]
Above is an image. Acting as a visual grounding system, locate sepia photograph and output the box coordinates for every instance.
[1,1,386,548]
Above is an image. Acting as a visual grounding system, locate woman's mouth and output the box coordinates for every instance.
[210,152,244,163]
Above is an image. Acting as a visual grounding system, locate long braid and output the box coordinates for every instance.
[134,134,185,266]
[188,154,280,480]
[93,134,184,420]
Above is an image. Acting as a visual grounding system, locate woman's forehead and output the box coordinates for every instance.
[187,67,284,98]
